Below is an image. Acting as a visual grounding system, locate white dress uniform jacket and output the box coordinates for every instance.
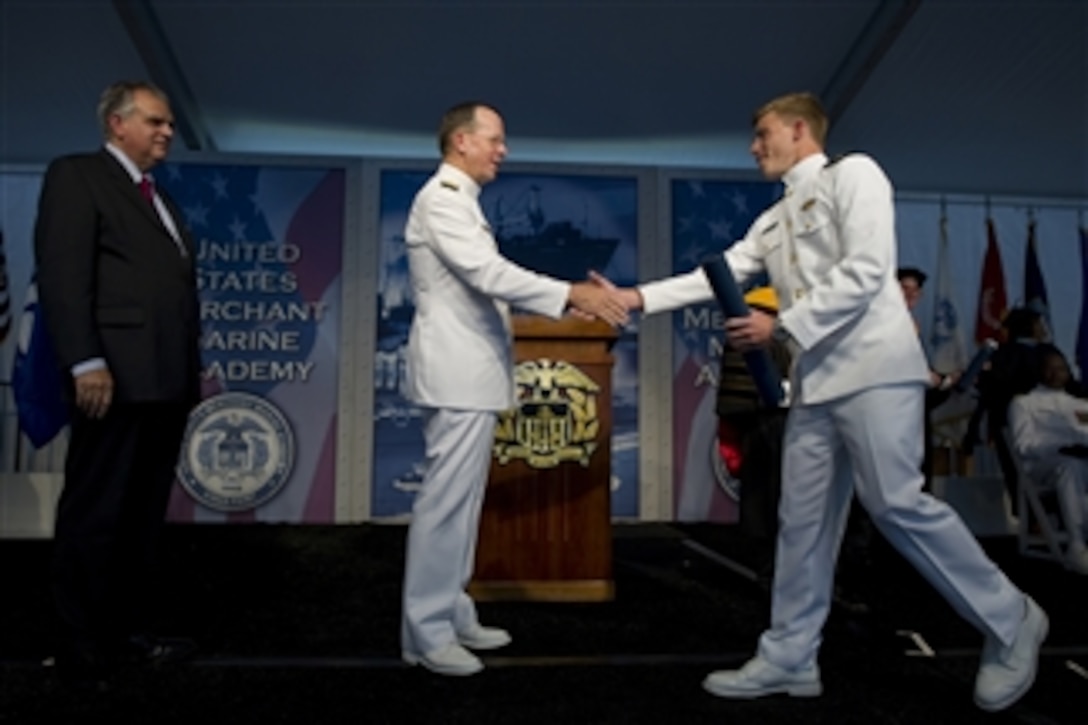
[640,151,1028,670]
[639,153,929,404]
[1008,386,1088,470]
[1008,385,1088,551]
[405,163,570,411]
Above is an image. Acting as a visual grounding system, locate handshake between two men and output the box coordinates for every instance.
[564,272,634,327]
[565,271,780,356]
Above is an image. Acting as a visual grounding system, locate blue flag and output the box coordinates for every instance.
[11,274,69,448]
[1023,218,1050,327]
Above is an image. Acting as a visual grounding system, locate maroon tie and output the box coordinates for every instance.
[139,176,154,204]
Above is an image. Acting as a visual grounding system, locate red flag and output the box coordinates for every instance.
[974,218,1008,344]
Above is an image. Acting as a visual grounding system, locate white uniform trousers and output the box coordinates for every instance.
[1034,458,1088,546]
[758,383,1026,670]
[401,408,496,657]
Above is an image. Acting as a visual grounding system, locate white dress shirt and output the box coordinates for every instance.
[104,143,182,247]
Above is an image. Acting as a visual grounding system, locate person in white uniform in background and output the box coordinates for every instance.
[400,101,627,677]
[1008,344,1088,574]
[599,91,1047,712]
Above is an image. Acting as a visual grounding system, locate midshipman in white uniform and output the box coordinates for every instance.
[605,92,1047,712]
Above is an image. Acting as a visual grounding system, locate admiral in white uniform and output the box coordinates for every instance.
[621,92,1047,712]
[400,102,626,676]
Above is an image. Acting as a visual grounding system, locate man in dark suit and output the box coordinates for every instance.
[34,80,201,685]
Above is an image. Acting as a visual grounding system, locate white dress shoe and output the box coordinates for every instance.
[703,656,822,699]
[974,595,1048,711]
[1065,542,1088,575]
[403,643,483,676]
[457,624,512,650]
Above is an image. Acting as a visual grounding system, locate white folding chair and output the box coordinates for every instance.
[1003,429,1070,565]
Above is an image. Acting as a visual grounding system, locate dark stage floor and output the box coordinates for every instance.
[1,522,1084,724]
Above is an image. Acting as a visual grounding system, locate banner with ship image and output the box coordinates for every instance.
[372,168,640,518]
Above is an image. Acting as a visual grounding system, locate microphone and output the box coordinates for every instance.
[700,256,784,407]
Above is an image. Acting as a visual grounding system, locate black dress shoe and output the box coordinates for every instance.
[124,633,198,665]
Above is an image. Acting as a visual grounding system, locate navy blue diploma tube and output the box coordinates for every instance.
[701,256,784,407]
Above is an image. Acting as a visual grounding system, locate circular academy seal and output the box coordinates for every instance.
[177,391,295,512]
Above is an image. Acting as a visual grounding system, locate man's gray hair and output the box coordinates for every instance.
[96,81,168,139]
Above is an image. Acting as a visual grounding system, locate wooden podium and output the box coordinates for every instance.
[469,316,617,602]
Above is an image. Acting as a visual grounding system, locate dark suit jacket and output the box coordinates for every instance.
[34,149,201,405]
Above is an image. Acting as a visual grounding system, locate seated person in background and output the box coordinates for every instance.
[1008,344,1088,574]
[964,307,1048,512]
[716,286,791,580]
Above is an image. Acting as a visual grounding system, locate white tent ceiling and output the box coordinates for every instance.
[1,0,1085,198]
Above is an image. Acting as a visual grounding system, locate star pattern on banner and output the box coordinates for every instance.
[152,163,309,397]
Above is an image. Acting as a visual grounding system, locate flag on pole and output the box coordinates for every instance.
[11,273,69,448]
[973,218,1008,344]
[1023,215,1050,328]
[930,213,967,374]
[1076,226,1088,379]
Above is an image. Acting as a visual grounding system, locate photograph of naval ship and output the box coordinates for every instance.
[490,184,619,282]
